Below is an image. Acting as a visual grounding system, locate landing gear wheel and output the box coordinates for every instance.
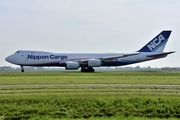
[90,69,95,72]
[20,65,24,72]
[21,69,24,72]
[87,67,95,72]
[81,66,87,72]
[81,67,95,72]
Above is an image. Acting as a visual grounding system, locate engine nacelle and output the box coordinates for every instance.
[65,61,79,70]
[88,59,101,67]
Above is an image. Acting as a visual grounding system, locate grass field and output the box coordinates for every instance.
[0,70,180,120]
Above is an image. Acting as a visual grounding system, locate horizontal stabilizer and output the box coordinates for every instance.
[146,51,175,57]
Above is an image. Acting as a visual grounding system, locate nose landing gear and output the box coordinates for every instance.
[20,65,24,72]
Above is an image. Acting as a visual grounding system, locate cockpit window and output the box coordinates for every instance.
[15,51,20,53]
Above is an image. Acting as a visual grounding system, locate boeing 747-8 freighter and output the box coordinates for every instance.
[5,30,175,72]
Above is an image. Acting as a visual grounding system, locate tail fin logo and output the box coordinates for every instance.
[138,30,171,52]
[147,34,165,51]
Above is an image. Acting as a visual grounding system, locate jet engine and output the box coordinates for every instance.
[65,61,79,70]
[88,59,102,67]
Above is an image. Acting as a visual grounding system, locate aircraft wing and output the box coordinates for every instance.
[80,52,140,64]
[146,51,175,58]
[100,52,140,62]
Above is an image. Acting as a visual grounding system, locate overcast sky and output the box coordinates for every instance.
[0,0,179,68]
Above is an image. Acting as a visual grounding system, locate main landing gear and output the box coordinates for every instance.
[81,67,95,72]
[20,65,24,72]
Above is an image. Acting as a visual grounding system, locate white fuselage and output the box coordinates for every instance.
[5,50,164,67]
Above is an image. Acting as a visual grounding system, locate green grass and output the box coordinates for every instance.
[0,70,180,120]
[29,116,179,120]
[0,70,180,84]
[1,97,180,119]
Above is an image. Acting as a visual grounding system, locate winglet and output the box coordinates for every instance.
[138,31,172,52]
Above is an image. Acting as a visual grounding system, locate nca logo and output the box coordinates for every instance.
[147,34,165,51]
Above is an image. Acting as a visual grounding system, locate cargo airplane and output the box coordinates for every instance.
[5,30,175,72]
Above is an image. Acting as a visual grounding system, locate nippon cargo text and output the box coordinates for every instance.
[27,54,68,60]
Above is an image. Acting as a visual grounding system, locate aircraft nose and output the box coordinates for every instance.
[5,56,10,62]
[5,55,14,63]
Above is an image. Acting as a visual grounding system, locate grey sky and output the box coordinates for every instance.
[0,0,179,67]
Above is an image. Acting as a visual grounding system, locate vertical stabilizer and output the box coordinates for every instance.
[138,31,172,52]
